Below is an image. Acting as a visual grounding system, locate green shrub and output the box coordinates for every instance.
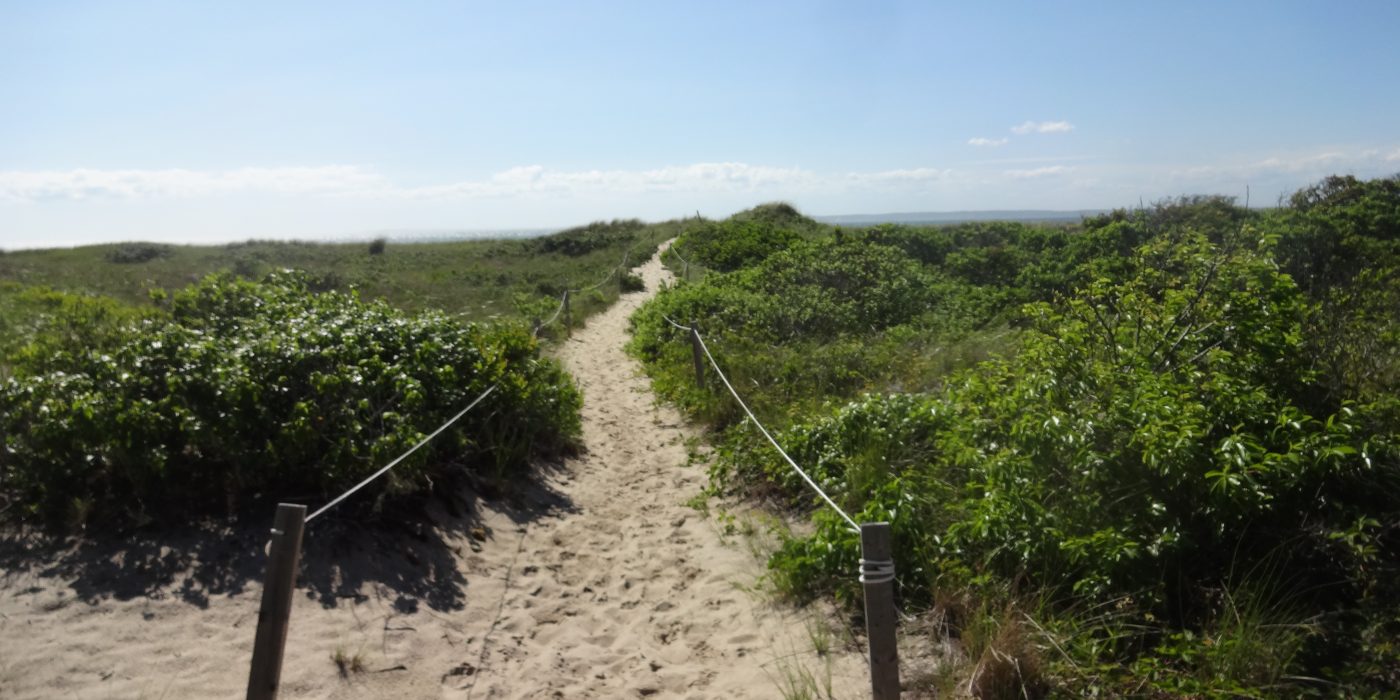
[762,227,1400,693]
[630,234,1003,434]
[635,240,940,345]
[104,243,171,264]
[534,219,646,256]
[368,237,387,255]
[620,271,645,292]
[633,180,1400,694]
[0,271,581,528]
[0,282,155,376]
[679,218,804,272]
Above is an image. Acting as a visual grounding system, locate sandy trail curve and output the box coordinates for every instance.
[451,243,868,699]
[0,243,868,699]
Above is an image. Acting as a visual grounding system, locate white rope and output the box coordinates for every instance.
[668,245,690,266]
[539,237,650,335]
[536,292,568,333]
[568,244,639,294]
[859,558,896,585]
[305,384,499,523]
[692,331,860,533]
[569,266,618,294]
[660,314,693,332]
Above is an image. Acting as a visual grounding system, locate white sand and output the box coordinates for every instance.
[0,243,872,699]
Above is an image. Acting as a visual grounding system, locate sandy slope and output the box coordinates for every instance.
[0,243,869,699]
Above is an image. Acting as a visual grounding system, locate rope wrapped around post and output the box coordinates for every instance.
[860,522,901,699]
[672,318,903,697]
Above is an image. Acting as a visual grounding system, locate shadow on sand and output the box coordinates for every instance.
[0,462,576,614]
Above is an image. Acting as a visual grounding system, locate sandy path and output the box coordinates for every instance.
[0,243,868,699]
[452,244,868,699]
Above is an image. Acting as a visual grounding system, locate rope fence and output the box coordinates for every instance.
[538,294,567,331]
[660,313,693,332]
[246,237,899,699]
[533,238,655,338]
[664,244,693,280]
[248,236,661,698]
[660,309,900,697]
[690,326,859,532]
[568,248,631,295]
[305,384,499,523]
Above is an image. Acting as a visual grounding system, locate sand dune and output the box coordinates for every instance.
[0,243,870,699]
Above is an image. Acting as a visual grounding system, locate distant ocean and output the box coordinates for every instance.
[354,211,1110,244]
[816,210,1107,226]
[338,228,561,244]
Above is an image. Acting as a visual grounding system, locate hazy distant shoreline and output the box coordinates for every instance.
[357,210,1115,245]
[815,209,1108,226]
[3,212,1117,252]
[338,227,561,244]
[2,210,1142,253]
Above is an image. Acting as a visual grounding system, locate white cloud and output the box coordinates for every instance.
[1010,120,1074,135]
[1253,152,1346,173]
[0,166,385,203]
[1170,148,1400,183]
[8,148,1399,249]
[845,167,951,185]
[0,162,967,205]
[1005,165,1072,179]
[406,162,823,199]
[967,137,1008,147]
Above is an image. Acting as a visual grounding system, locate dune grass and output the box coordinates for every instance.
[0,218,682,331]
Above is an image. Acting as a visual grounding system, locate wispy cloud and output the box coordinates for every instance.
[0,166,386,203]
[967,137,1008,147]
[964,155,1097,166]
[1170,148,1400,182]
[845,168,951,185]
[408,162,824,199]
[0,163,961,204]
[1005,165,1073,179]
[1010,120,1075,135]
[5,149,1390,212]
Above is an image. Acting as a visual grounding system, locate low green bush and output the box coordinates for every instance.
[104,243,171,264]
[678,218,804,272]
[0,282,156,376]
[534,219,646,257]
[0,271,581,528]
[633,177,1400,694]
[619,271,645,292]
[758,228,1400,693]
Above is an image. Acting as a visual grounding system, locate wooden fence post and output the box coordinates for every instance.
[689,324,705,390]
[861,522,900,699]
[246,503,307,700]
[563,290,572,337]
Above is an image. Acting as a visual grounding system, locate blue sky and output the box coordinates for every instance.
[3,1,1399,248]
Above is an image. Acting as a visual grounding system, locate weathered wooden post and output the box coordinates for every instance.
[861,522,900,699]
[562,290,572,337]
[247,503,307,700]
[689,323,705,390]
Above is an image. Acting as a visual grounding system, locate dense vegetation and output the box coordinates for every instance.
[0,219,670,326]
[0,220,668,529]
[631,179,1400,696]
[0,272,581,528]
